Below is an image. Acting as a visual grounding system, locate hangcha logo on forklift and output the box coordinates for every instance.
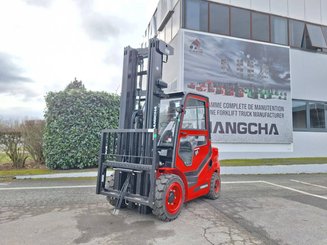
[189,39,203,54]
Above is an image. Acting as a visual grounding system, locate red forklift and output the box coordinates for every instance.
[96,38,221,221]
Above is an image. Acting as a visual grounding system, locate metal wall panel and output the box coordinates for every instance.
[230,0,251,9]
[291,49,327,102]
[251,0,270,13]
[288,0,305,20]
[270,0,288,17]
[304,0,321,24]
[210,0,231,5]
[321,0,327,25]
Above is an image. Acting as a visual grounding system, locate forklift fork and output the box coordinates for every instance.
[113,172,132,215]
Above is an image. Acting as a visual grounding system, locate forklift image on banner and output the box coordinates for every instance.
[96,38,221,221]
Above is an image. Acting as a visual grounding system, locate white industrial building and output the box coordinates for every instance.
[144,0,327,159]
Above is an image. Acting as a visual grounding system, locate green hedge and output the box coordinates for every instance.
[44,83,120,169]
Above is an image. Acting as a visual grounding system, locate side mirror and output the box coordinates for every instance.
[176,106,184,114]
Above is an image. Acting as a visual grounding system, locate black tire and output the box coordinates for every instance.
[206,172,221,200]
[152,174,185,222]
[105,175,127,208]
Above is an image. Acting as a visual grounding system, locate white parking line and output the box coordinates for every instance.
[222,181,263,184]
[0,185,95,191]
[223,180,327,200]
[262,181,327,200]
[290,179,327,190]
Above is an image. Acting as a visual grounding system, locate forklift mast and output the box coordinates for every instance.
[119,38,173,130]
[96,38,174,214]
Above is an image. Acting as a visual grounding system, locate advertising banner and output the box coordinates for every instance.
[184,31,293,144]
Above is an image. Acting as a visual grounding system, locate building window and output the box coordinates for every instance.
[322,26,327,42]
[271,16,288,45]
[252,12,270,42]
[209,3,229,35]
[309,102,326,129]
[303,24,327,50]
[231,7,250,39]
[293,101,307,129]
[180,1,327,53]
[322,26,327,52]
[185,0,208,32]
[199,1,208,32]
[289,21,327,51]
[289,20,305,48]
[293,100,327,131]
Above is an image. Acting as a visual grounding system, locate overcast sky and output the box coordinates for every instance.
[0,0,158,120]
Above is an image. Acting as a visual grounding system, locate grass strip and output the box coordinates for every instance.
[0,168,98,177]
[0,169,56,177]
[220,157,327,166]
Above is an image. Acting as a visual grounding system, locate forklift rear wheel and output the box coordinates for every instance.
[106,175,127,208]
[206,172,221,199]
[152,174,185,222]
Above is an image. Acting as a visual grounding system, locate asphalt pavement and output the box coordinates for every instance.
[0,174,326,245]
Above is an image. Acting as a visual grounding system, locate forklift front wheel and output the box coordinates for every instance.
[152,174,185,222]
[206,172,221,200]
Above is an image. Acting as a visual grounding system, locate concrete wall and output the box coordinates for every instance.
[211,0,327,25]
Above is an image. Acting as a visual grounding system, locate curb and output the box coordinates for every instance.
[12,164,327,179]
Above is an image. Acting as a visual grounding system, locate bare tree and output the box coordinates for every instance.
[22,120,45,165]
[0,122,28,168]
